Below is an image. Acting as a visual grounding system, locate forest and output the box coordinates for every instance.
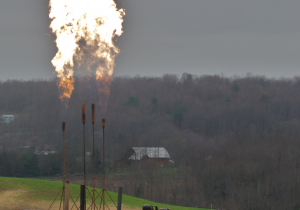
[1,73,300,210]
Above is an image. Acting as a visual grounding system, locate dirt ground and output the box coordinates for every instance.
[0,190,140,210]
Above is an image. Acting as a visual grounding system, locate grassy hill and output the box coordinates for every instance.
[0,177,209,210]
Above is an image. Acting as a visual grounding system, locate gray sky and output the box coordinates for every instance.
[1,0,300,81]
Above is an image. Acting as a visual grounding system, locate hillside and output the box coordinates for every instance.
[0,177,209,210]
[2,75,300,209]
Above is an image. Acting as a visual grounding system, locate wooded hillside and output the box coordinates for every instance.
[1,73,300,209]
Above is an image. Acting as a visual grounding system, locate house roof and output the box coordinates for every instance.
[1,115,14,117]
[129,147,170,160]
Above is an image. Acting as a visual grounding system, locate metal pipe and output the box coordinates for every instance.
[117,187,123,210]
[82,104,86,186]
[62,122,66,210]
[92,104,95,210]
[62,122,66,183]
[102,119,106,210]
[65,181,70,210]
[80,185,86,210]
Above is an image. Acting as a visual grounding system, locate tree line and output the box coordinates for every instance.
[1,73,300,209]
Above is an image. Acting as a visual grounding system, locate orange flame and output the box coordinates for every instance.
[49,0,125,107]
[58,77,74,106]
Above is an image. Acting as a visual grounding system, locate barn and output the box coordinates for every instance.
[0,115,14,123]
[114,147,174,168]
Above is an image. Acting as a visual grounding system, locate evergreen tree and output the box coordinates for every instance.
[23,153,40,177]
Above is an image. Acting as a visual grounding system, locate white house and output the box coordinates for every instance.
[114,147,175,167]
[0,115,14,123]
[129,147,171,160]
[35,151,56,155]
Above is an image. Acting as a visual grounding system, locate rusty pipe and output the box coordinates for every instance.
[82,104,86,123]
[102,119,105,210]
[62,122,66,210]
[92,104,95,210]
[92,104,95,177]
[82,104,86,186]
[102,119,105,128]
[62,122,66,132]
[62,122,66,183]
[92,104,95,123]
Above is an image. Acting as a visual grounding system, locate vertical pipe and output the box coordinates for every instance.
[92,104,95,210]
[62,122,66,183]
[117,187,123,210]
[65,181,70,210]
[80,185,86,210]
[102,119,106,210]
[82,104,86,186]
[62,122,66,210]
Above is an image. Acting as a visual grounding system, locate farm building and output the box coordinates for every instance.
[35,151,56,155]
[18,146,35,153]
[114,147,174,168]
[0,115,14,123]
[76,152,93,163]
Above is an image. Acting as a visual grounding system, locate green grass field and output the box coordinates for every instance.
[0,177,209,210]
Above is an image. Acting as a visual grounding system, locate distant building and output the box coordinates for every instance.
[35,151,56,155]
[76,152,92,163]
[114,147,174,168]
[86,152,92,156]
[0,115,14,123]
[18,146,35,153]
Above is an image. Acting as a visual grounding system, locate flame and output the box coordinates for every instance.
[49,0,125,107]
[59,77,74,104]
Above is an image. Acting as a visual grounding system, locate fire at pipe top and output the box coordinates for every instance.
[49,0,125,107]
[102,119,105,128]
[92,104,95,123]
[62,122,66,131]
[82,104,85,123]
